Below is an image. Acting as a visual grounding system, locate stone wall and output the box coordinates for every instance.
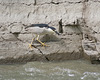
[0,0,100,64]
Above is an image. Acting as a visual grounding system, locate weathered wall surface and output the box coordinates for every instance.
[0,0,100,64]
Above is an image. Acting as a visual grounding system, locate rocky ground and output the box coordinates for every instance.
[0,24,83,64]
[0,0,100,64]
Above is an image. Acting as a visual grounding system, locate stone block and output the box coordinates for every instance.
[84,50,99,59]
[64,26,82,34]
[90,0,100,2]
[18,34,33,41]
[92,23,100,33]
[85,2,100,27]
[2,33,17,41]
[62,3,83,25]
[36,0,83,5]
[95,34,100,42]
[0,37,3,42]
[96,42,100,54]
[0,0,83,26]
[36,0,52,5]
[0,0,35,4]
[27,3,83,26]
[0,3,34,23]
[0,25,9,34]
[9,23,23,34]
[52,0,83,3]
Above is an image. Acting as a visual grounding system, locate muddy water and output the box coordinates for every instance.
[0,60,100,80]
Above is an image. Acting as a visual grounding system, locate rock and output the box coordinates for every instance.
[0,25,9,34]
[0,34,83,63]
[84,50,100,64]
[0,0,83,26]
[52,0,83,3]
[82,39,100,64]
[0,0,100,64]
[96,42,100,55]
[0,0,35,4]
[95,34,100,42]
[36,0,52,5]
[9,23,23,34]
[18,33,33,41]
[63,25,82,34]
[62,3,83,25]
[2,33,18,41]
[81,0,100,63]
[85,1,100,27]
[0,41,28,50]
[0,36,3,42]
[40,34,60,42]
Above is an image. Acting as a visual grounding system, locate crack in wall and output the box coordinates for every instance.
[27,12,31,18]
[0,1,85,6]
[0,3,35,6]
[59,19,63,33]
[36,1,84,5]
[90,0,100,3]
[0,0,99,7]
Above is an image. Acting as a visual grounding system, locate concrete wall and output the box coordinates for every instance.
[0,0,100,64]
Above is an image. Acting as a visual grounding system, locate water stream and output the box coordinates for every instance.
[0,60,100,80]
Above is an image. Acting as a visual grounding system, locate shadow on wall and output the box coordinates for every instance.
[40,34,60,42]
